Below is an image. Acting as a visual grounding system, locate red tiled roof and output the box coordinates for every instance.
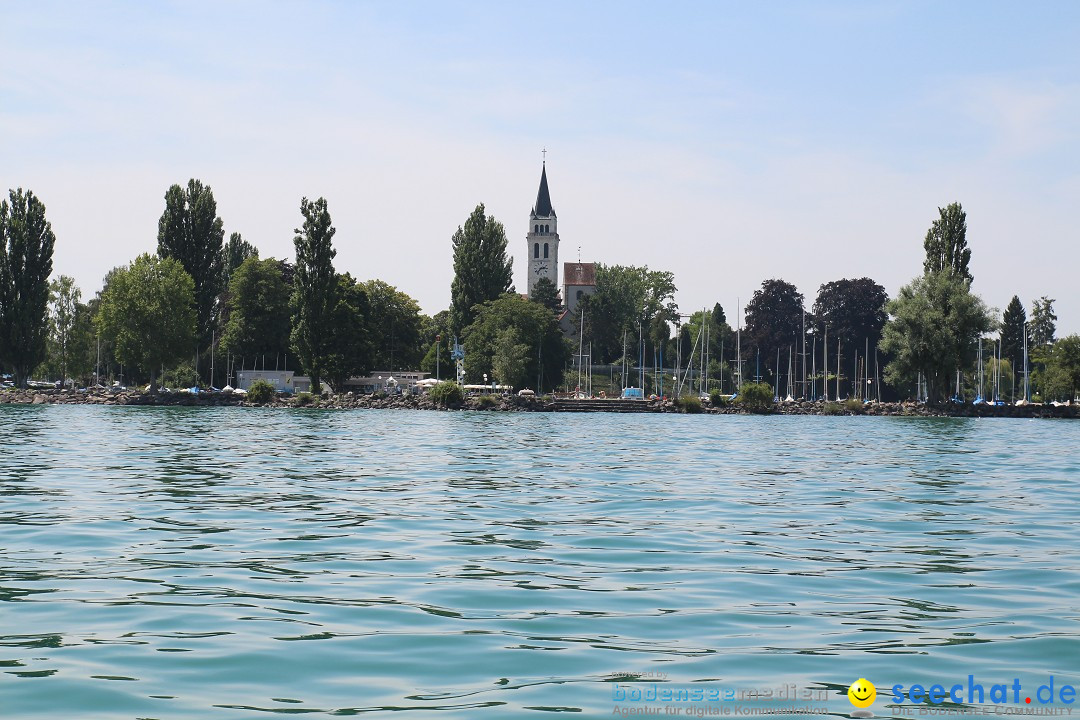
[563,262,596,286]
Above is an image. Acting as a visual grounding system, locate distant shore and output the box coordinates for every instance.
[2,388,1077,418]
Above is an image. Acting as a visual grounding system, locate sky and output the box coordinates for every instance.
[2,1,1078,334]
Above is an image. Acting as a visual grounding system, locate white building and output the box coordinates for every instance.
[236,369,295,393]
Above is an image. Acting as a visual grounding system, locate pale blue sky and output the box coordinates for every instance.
[2,1,1078,333]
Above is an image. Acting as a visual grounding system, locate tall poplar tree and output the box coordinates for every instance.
[450,204,513,335]
[922,202,972,282]
[0,188,56,387]
[157,179,225,352]
[290,197,338,394]
[222,231,258,288]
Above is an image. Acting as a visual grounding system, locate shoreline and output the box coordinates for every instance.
[2,388,1077,418]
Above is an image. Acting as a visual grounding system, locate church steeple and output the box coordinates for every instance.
[532,163,555,218]
[526,160,559,299]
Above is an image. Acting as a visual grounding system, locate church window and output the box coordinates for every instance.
[543,243,549,258]
[534,243,539,258]
[576,290,583,301]
[545,224,549,234]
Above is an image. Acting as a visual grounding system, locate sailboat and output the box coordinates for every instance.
[784,346,795,403]
[950,369,963,404]
[1016,323,1030,406]
[773,348,780,403]
[973,338,985,405]
[991,339,1005,406]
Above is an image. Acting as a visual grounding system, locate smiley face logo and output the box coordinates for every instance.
[848,678,876,708]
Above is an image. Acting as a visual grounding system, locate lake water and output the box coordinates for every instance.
[2,406,1079,718]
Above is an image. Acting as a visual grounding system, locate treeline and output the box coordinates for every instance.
[0,183,571,393]
[1,184,1079,403]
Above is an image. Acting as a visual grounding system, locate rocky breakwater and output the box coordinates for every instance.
[3,388,1075,418]
[0,387,554,412]
[694,398,1079,418]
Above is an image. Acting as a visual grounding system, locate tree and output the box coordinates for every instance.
[323,273,372,393]
[577,264,678,364]
[0,188,56,387]
[1000,295,1027,364]
[743,279,804,384]
[922,202,972,282]
[879,271,994,402]
[449,204,513,335]
[529,276,562,314]
[492,327,530,389]
[157,179,225,354]
[222,232,258,287]
[362,279,423,370]
[462,294,570,391]
[813,277,888,388]
[1038,335,1080,401]
[94,253,196,393]
[419,309,452,377]
[290,197,338,395]
[220,256,291,364]
[47,275,82,386]
[1030,296,1056,347]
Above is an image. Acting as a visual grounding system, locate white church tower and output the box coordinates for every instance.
[526,162,559,298]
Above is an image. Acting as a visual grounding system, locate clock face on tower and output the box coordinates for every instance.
[534,263,549,275]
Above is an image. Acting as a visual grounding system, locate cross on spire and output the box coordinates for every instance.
[541,147,547,163]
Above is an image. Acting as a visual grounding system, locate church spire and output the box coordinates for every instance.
[533,163,555,218]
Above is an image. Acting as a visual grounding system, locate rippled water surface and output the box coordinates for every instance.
[2,406,1079,718]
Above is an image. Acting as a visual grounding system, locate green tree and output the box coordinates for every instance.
[449,204,513,335]
[922,202,972,282]
[492,326,530,389]
[1038,335,1080,401]
[220,256,291,364]
[812,277,888,388]
[157,179,225,354]
[290,197,338,395]
[462,294,570,391]
[879,271,994,402]
[0,189,56,387]
[362,279,423,370]
[94,254,196,393]
[577,264,678,364]
[46,275,82,385]
[323,273,372,393]
[1029,296,1056,347]
[744,279,804,385]
[1000,295,1027,365]
[222,231,258,287]
[419,309,452,377]
[529,276,562,314]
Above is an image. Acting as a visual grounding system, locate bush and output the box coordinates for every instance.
[247,379,276,404]
[476,394,500,409]
[429,381,464,408]
[709,389,729,407]
[294,392,314,407]
[844,398,864,413]
[736,382,775,413]
[675,395,703,413]
[823,401,844,415]
[163,363,199,389]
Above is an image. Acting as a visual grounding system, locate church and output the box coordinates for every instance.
[525,162,596,326]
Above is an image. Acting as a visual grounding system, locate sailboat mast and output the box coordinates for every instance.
[736,299,742,392]
[836,337,841,402]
